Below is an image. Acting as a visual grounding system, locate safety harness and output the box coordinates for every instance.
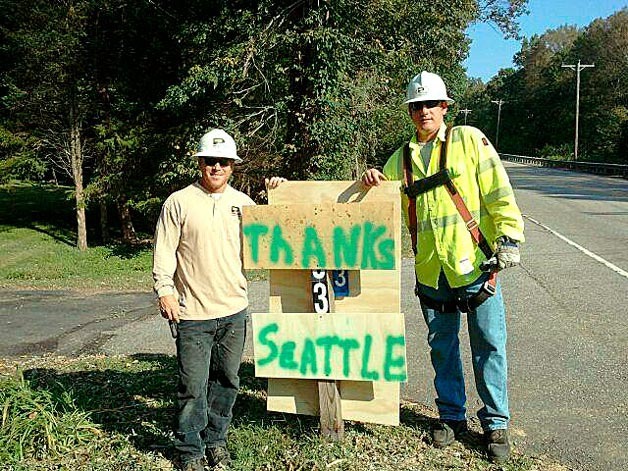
[402,125,497,313]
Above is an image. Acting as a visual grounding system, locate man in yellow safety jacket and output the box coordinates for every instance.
[362,71,524,464]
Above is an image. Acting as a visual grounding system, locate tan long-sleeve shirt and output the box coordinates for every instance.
[152,182,256,320]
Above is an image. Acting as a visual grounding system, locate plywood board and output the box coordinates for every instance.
[268,180,401,205]
[252,312,407,382]
[267,378,400,426]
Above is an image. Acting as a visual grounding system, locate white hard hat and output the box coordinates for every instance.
[404,71,454,104]
[193,129,242,162]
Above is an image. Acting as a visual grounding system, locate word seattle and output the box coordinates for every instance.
[253,315,407,383]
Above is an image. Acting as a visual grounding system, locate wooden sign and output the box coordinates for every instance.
[242,202,397,270]
[256,181,403,427]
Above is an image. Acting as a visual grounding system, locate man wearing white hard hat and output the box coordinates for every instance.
[153,129,284,471]
[363,72,524,463]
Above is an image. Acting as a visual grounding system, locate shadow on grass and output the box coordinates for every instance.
[28,223,76,247]
[0,184,76,242]
[106,242,153,259]
[0,183,153,251]
[22,355,391,460]
[0,184,76,246]
[399,406,487,455]
[22,354,442,465]
[23,354,179,459]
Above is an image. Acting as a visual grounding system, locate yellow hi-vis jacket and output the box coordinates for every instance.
[383,124,525,289]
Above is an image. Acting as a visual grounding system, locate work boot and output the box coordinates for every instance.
[431,419,468,448]
[180,457,205,471]
[207,445,231,469]
[485,428,511,463]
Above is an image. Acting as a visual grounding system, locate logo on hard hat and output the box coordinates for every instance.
[193,129,242,162]
[405,71,454,105]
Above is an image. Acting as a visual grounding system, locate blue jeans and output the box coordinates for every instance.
[417,272,509,431]
[174,309,247,462]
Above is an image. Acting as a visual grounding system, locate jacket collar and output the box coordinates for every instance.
[411,123,447,145]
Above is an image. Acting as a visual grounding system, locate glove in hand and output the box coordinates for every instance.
[495,236,520,271]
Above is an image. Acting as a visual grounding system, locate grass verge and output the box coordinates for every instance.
[0,225,154,291]
[0,355,568,471]
[0,182,154,291]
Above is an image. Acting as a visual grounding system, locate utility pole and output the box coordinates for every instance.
[459,108,472,125]
[562,60,594,160]
[491,99,505,149]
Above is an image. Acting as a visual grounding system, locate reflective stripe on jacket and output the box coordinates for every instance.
[383,124,524,289]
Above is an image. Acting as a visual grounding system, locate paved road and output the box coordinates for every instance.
[497,164,628,471]
[1,163,627,471]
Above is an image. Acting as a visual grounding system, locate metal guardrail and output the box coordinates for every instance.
[499,153,628,179]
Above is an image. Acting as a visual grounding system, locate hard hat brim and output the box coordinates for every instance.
[404,97,455,105]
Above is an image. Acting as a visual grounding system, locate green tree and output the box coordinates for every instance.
[1,0,184,243]
[158,0,528,185]
[465,8,627,163]
[0,125,44,183]
[1,0,97,249]
[465,25,582,156]
[84,0,184,242]
[569,9,628,162]
[1,0,531,240]
[498,26,579,154]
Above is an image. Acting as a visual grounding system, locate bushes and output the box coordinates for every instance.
[537,143,574,161]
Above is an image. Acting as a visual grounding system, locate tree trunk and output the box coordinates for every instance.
[117,196,138,244]
[69,104,88,251]
[284,3,317,180]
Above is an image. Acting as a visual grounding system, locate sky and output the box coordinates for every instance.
[464,0,627,82]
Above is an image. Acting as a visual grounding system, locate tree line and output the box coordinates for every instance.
[8,1,623,251]
[459,8,627,163]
